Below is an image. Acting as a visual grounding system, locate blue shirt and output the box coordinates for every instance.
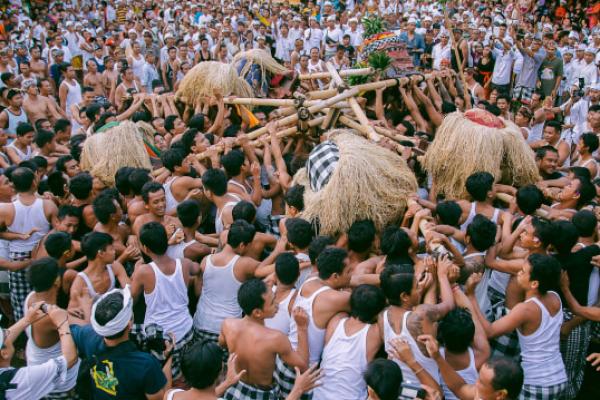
[399,32,425,67]
[71,324,166,400]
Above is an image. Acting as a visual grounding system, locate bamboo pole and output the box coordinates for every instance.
[299,67,374,80]
[272,101,352,118]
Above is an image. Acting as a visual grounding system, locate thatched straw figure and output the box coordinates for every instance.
[175,61,253,105]
[292,129,418,235]
[232,49,290,97]
[423,109,539,200]
[80,121,152,187]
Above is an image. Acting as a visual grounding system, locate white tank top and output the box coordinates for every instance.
[165,389,184,400]
[77,264,115,300]
[163,176,180,214]
[130,54,145,78]
[144,259,193,340]
[460,202,500,231]
[63,79,82,118]
[528,122,544,143]
[166,239,196,260]
[194,254,242,334]
[440,348,479,400]
[265,287,296,335]
[7,197,50,253]
[517,293,567,386]
[6,141,33,162]
[288,277,331,364]
[23,292,80,393]
[312,318,370,400]
[295,252,312,288]
[383,309,440,385]
[2,107,28,135]
[215,196,241,235]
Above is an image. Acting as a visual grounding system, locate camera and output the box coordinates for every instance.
[130,323,166,354]
[399,383,427,399]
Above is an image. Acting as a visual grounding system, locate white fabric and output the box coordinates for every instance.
[7,197,49,253]
[77,264,115,300]
[440,348,479,400]
[2,356,68,400]
[163,176,180,214]
[265,287,296,335]
[91,285,133,337]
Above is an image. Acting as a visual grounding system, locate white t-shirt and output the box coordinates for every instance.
[3,356,68,400]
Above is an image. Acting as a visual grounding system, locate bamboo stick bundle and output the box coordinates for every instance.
[299,67,374,80]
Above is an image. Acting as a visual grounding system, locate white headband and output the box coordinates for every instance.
[91,285,133,337]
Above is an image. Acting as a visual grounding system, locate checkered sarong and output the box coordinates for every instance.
[9,251,31,321]
[193,327,229,362]
[560,309,591,399]
[306,141,339,192]
[268,215,284,238]
[512,86,535,105]
[487,287,521,359]
[519,382,567,400]
[274,356,312,400]
[223,380,278,400]
[131,324,196,380]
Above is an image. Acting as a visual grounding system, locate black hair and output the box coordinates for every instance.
[528,253,561,294]
[535,145,558,160]
[94,292,129,339]
[188,114,205,131]
[139,221,169,255]
[31,156,48,171]
[308,235,335,264]
[221,149,245,178]
[380,226,411,260]
[55,155,75,173]
[161,148,186,172]
[34,129,54,148]
[237,278,267,315]
[572,209,597,238]
[181,340,223,389]
[10,167,35,192]
[284,185,305,211]
[58,205,81,221]
[202,168,227,196]
[516,185,544,215]
[575,178,596,208]
[437,307,475,353]
[580,132,600,153]
[486,357,524,400]
[115,166,134,196]
[81,231,113,260]
[164,115,177,133]
[54,118,71,134]
[275,252,300,285]
[227,220,257,247]
[466,215,497,251]
[364,359,403,400]
[347,219,376,253]
[93,193,118,224]
[316,247,348,280]
[232,201,256,223]
[180,128,199,155]
[380,263,415,306]
[544,120,562,133]
[465,171,494,201]
[128,168,151,196]
[285,218,313,249]
[435,201,462,227]
[141,181,164,203]
[69,172,93,200]
[177,200,201,228]
[441,101,457,114]
[350,284,385,323]
[570,166,591,182]
[27,257,60,292]
[550,220,579,254]
[531,217,554,248]
[43,231,72,259]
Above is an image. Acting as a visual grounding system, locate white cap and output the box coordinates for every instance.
[327,15,336,22]
[577,43,586,51]
[293,16,301,22]
[590,82,600,91]
[349,17,358,24]
[585,47,596,54]
[423,16,432,22]
[407,18,417,24]
[324,1,333,6]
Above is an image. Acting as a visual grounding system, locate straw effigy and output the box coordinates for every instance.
[80,121,152,187]
[175,61,253,104]
[232,49,290,97]
[423,109,539,200]
[292,129,418,235]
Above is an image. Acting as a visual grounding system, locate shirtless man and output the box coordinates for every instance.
[101,57,117,103]
[29,46,48,78]
[114,67,142,111]
[83,60,105,97]
[131,181,182,239]
[69,232,129,311]
[220,278,309,399]
[202,168,240,235]
[23,80,62,126]
[126,168,152,225]
[160,149,204,215]
[39,78,68,120]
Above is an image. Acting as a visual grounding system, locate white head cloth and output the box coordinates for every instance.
[91,285,133,337]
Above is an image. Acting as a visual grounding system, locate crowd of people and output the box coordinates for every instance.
[0,0,599,399]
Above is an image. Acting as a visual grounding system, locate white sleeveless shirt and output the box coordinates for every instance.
[163,176,180,214]
[194,254,242,334]
[215,194,241,235]
[312,318,370,400]
[517,293,567,386]
[77,264,115,300]
[440,347,479,400]
[383,309,440,385]
[288,277,331,364]
[144,259,193,340]
[63,79,82,118]
[2,107,28,135]
[7,197,50,253]
[459,202,500,232]
[265,287,296,335]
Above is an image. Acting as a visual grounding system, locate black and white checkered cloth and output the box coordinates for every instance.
[43,389,82,400]
[487,287,521,359]
[306,141,339,192]
[9,251,31,321]
[519,382,567,400]
[223,380,278,400]
[268,215,284,238]
[560,309,591,399]
[193,327,229,362]
[274,356,312,400]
